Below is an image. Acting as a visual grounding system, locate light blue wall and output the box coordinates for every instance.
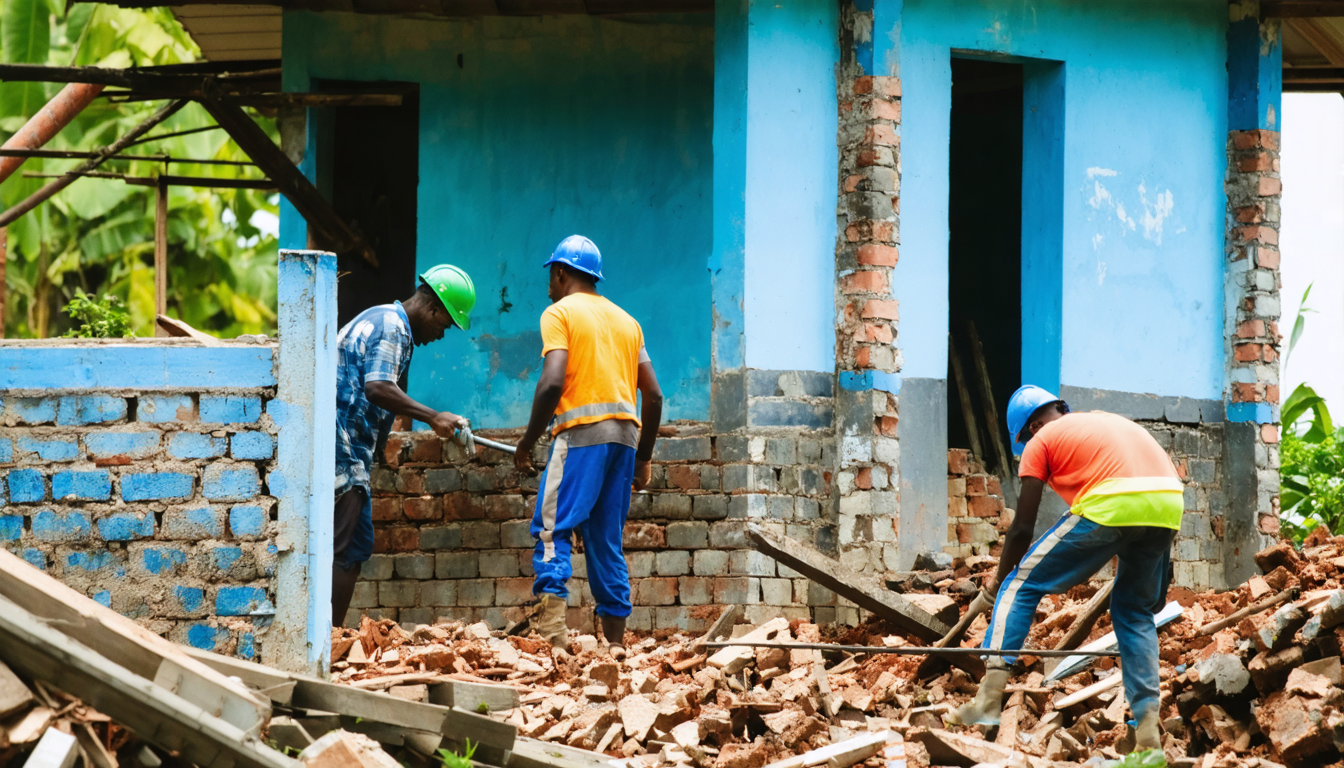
[713,0,839,377]
[886,0,1228,400]
[282,12,714,427]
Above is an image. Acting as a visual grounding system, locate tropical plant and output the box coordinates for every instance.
[1280,383,1344,544]
[436,739,476,768]
[61,289,130,337]
[0,0,279,338]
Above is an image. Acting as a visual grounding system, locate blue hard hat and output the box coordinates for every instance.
[1007,385,1069,456]
[544,235,604,282]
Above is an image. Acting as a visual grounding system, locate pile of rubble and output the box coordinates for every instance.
[328,531,1344,768]
[0,662,132,767]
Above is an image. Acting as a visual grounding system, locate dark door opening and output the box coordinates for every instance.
[947,58,1022,488]
[319,81,421,329]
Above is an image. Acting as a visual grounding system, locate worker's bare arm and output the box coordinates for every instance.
[989,476,1044,593]
[634,361,663,491]
[515,350,568,475]
[364,380,466,438]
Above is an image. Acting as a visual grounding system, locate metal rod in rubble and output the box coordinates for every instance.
[701,641,1120,658]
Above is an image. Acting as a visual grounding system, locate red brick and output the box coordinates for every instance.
[948,449,970,475]
[635,577,679,606]
[857,147,894,167]
[965,476,987,496]
[1264,345,1278,362]
[855,467,873,490]
[397,469,425,495]
[1232,131,1260,150]
[624,523,666,550]
[861,299,899,320]
[392,415,413,431]
[852,76,901,98]
[383,436,404,467]
[1211,516,1226,539]
[854,346,872,369]
[404,495,443,521]
[969,495,1003,518]
[1262,424,1280,444]
[1237,319,1265,338]
[372,496,402,522]
[1238,152,1272,173]
[408,435,441,463]
[843,174,865,192]
[853,76,875,95]
[495,578,535,607]
[846,220,895,243]
[863,323,893,343]
[1257,248,1281,270]
[373,528,390,553]
[857,244,899,266]
[94,455,131,467]
[956,523,974,544]
[987,476,1002,496]
[843,270,889,294]
[667,465,701,490]
[1259,514,1281,536]
[1236,225,1279,245]
[1174,459,1188,480]
[863,124,899,147]
[858,97,901,122]
[878,416,898,436]
[390,527,420,551]
[1234,343,1263,362]
[1258,177,1282,197]
[444,492,484,521]
[1232,382,1260,403]
[1266,384,1280,403]
[1235,204,1264,223]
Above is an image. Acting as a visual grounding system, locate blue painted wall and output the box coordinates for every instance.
[282,13,714,427]
[886,0,1228,400]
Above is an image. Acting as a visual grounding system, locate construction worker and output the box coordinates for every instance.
[332,265,476,627]
[515,235,663,659]
[951,385,1182,752]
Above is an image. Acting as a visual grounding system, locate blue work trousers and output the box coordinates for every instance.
[530,433,636,618]
[982,513,1176,721]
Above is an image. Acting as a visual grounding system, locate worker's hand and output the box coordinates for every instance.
[514,442,537,476]
[429,411,468,438]
[632,459,652,492]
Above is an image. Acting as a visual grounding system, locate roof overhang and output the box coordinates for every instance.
[1266,2,1344,93]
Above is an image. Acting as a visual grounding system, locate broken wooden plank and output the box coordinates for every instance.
[181,645,296,705]
[1197,586,1298,637]
[746,524,949,642]
[507,736,617,768]
[1053,672,1123,710]
[73,722,118,768]
[0,592,295,768]
[428,679,520,713]
[760,730,893,768]
[690,604,743,653]
[0,658,35,718]
[0,548,270,735]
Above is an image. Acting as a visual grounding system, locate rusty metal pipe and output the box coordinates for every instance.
[0,82,106,185]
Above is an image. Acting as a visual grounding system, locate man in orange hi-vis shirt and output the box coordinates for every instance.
[951,385,1181,753]
[514,235,663,660]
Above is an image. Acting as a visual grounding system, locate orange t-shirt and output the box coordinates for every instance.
[539,293,646,435]
[1019,411,1183,529]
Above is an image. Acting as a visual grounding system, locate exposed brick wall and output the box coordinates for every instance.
[1224,128,1283,542]
[353,421,848,632]
[945,449,1008,558]
[0,385,279,658]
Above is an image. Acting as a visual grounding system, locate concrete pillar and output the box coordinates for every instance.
[1223,1,1282,585]
[269,249,338,674]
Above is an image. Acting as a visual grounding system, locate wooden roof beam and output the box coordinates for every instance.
[1263,1,1344,18]
[1286,17,1344,65]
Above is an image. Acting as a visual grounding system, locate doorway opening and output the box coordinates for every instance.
[316,81,421,329]
[947,58,1022,488]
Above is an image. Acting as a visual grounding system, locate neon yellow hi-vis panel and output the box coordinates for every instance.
[1068,477,1185,530]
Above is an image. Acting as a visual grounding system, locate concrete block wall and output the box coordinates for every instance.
[353,417,846,633]
[0,344,279,660]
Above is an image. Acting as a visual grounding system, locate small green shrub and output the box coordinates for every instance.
[437,739,476,768]
[1114,749,1166,768]
[61,290,133,339]
[1280,383,1344,544]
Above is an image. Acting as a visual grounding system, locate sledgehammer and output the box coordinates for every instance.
[458,426,517,455]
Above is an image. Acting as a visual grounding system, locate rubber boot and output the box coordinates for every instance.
[1134,707,1162,751]
[948,666,1009,727]
[534,594,570,657]
[600,615,627,660]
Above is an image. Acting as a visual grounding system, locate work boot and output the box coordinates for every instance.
[1134,707,1162,751]
[948,665,1009,727]
[599,615,627,660]
[533,594,570,657]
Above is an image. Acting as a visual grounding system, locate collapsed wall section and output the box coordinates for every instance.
[0,342,279,658]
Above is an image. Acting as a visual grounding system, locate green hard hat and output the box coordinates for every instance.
[419,264,476,331]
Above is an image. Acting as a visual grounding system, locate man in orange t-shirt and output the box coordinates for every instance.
[514,235,663,659]
[951,386,1181,754]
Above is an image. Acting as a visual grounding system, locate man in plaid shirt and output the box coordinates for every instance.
[332,265,477,626]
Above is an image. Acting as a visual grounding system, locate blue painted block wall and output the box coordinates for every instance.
[888,0,1229,400]
[281,12,714,427]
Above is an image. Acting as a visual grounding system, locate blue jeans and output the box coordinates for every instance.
[982,514,1176,721]
[530,433,636,618]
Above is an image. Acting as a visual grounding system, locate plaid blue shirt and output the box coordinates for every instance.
[335,302,414,500]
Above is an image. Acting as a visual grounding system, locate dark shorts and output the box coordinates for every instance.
[334,487,374,570]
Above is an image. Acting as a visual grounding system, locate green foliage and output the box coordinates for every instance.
[0,1,279,339]
[1113,749,1166,768]
[61,288,130,337]
[1280,383,1344,544]
[437,740,476,768]
[1286,282,1315,372]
